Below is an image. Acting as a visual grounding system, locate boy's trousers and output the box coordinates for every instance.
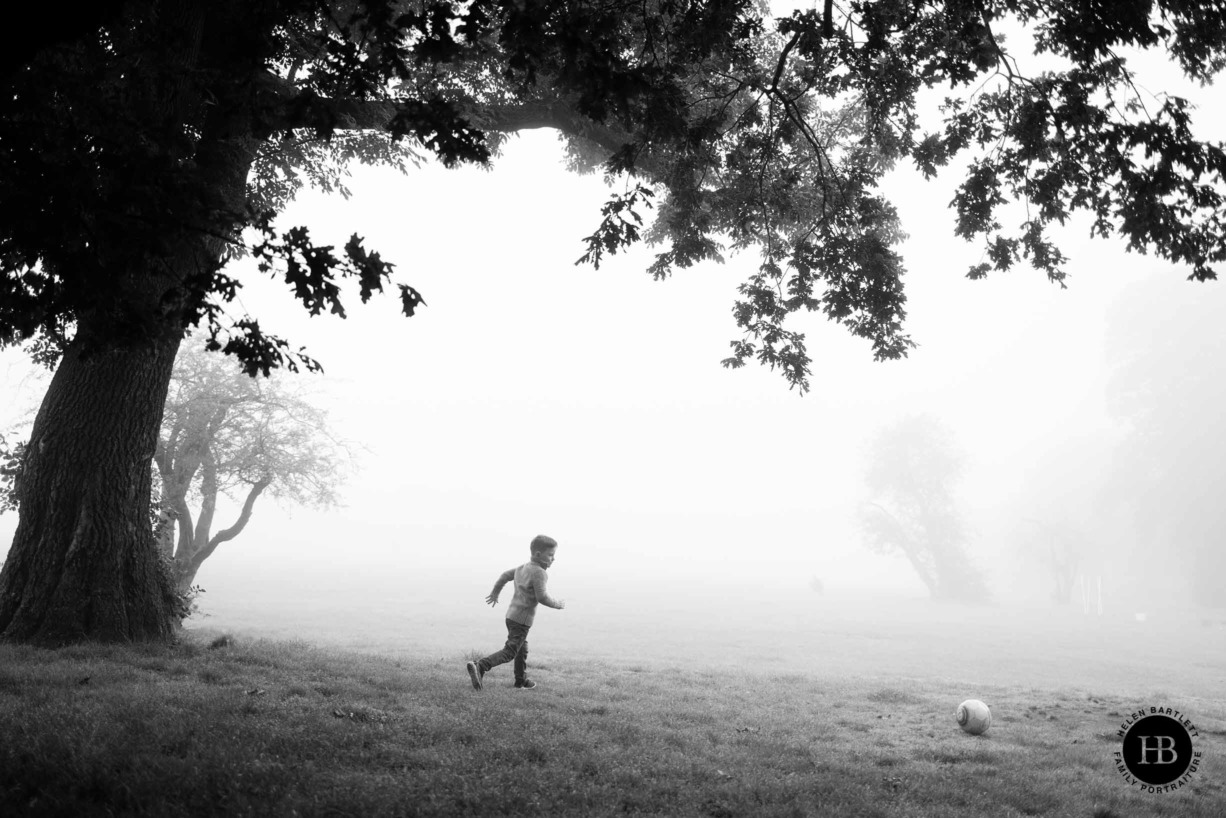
[478,619,530,682]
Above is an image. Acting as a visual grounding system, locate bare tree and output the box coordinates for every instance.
[154,343,353,595]
[860,415,988,602]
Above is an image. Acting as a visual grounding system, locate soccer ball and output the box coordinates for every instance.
[956,699,991,735]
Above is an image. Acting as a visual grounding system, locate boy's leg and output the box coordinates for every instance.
[476,620,530,677]
[513,635,529,685]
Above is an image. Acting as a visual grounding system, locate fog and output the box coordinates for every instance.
[2,44,1225,697]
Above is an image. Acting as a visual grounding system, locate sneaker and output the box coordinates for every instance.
[514,679,537,690]
[466,661,484,691]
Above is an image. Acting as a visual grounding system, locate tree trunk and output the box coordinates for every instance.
[173,476,269,594]
[0,1,266,643]
[0,333,183,643]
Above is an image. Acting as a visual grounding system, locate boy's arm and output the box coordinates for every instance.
[531,567,565,609]
[485,568,515,606]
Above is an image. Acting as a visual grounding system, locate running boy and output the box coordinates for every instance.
[467,535,565,690]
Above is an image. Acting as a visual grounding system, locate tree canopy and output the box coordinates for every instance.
[3,1,1224,391]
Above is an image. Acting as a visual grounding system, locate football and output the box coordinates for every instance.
[956,699,992,735]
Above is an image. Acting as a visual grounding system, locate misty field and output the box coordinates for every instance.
[2,584,1223,816]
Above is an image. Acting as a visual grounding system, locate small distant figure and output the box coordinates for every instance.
[467,535,565,691]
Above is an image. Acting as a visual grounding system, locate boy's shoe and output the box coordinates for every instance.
[466,661,484,691]
[514,679,537,690]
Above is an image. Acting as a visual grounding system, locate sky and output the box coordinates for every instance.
[2,22,1224,620]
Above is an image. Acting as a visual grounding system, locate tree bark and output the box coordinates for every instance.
[0,333,183,643]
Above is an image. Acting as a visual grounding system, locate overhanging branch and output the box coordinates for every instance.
[258,73,662,178]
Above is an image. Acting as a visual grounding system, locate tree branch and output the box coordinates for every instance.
[153,437,172,478]
[257,73,662,177]
[172,496,194,561]
[864,501,938,594]
[193,446,218,549]
[188,476,271,575]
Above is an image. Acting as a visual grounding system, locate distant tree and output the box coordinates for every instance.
[4,1,1225,641]
[1104,278,1226,606]
[1018,518,1086,605]
[860,414,987,602]
[155,343,351,596]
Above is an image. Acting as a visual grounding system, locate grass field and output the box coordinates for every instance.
[2,583,1223,816]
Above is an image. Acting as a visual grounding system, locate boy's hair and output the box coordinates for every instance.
[529,534,558,553]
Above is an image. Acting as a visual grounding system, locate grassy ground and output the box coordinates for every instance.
[1,628,1223,817]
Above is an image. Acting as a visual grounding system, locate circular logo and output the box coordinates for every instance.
[1114,708,1202,793]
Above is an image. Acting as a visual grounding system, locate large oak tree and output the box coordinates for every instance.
[1,1,1224,642]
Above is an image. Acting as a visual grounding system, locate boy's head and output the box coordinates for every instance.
[530,534,558,567]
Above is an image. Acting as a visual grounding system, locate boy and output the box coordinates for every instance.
[467,534,565,691]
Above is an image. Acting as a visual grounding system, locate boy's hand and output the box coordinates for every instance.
[556,600,566,609]
[485,593,499,606]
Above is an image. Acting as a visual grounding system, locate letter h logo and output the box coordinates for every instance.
[1136,735,1178,765]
